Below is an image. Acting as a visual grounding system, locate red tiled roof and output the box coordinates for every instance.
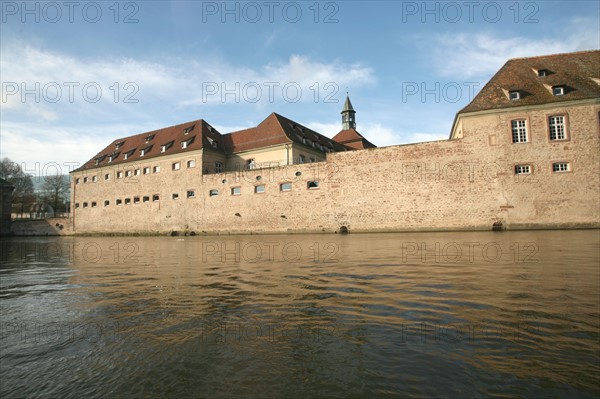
[460,50,600,114]
[76,119,222,171]
[223,113,349,153]
[77,113,350,171]
[332,128,376,150]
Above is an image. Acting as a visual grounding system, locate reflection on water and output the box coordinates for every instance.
[1,230,599,398]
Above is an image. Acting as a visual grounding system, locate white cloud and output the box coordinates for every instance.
[306,121,445,147]
[431,17,600,79]
[0,42,376,170]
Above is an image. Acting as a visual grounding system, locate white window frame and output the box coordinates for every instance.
[549,115,567,141]
[514,165,531,175]
[511,119,528,143]
[552,162,570,173]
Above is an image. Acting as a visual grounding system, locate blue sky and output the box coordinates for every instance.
[1,0,598,176]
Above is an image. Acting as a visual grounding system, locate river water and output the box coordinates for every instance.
[1,230,598,398]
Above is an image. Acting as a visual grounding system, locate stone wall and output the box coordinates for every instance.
[10,218,73,236]
[69,101,600,235]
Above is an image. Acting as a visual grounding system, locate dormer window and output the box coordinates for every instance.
[183,125,194,134]
[509,91,520,101]
[94,155,106,165]
[181,136,195,149]
[108,152,120,162]
[552,86,565,96]
[140,145,152,157]
[123,149,135,160]
[115,141,125,149]
[538,69,549,77]
[145,134,155,143]
[161,141,174,153]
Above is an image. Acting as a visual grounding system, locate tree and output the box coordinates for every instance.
[0,157,35,214]
[41,174,70,212]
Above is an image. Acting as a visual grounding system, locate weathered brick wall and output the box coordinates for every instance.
[69,101,600,235]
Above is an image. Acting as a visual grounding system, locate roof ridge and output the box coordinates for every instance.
[506,49,599,62]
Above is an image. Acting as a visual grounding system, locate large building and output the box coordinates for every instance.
[70,50,600,234]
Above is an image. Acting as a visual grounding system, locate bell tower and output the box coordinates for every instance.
[341,95,356,130]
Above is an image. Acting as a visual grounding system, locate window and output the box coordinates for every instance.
[83,177,88,183]
[187,160,195,168]
[143,196,150,203]
[280,183,292,192]
[552,162,570,172]
[140,146,152,157]
[134,169,140,176]
[115,141,124,149]
[161,141,174,153]
[125,170,132,177]
[511,119,528,143]
[125,198,131,205]
[209,189,219,197]
[181,136,195,149]
[116,199,122,205]
[552,86,565,96]
[299,154,305,164]
[172,193,179,200]
[183,125,194,134]
[537,69,549,77]
[153,166,160,173]
[123,149,135,160]
[187,190,195,198]
[91,201,97,208]
[307,181,320,189]
[76,178,80,184]
[309,157,316,163]
[75,203,80,208]
[255,185,265,194]
[134,196,140,204]
[104,200,110,207]
[145,134,155,143]
[172,162,180,171]
[514,165,531,175]
[143,167,150,175]
[92,176,97,182]
[152,194,160,202]
[549,116,567,140]
[104,173,110,180]
[247,159,256,170]
[231,187,241,195]
[83,202,88,208]
[117,171,123,179]
[215,162,223,173]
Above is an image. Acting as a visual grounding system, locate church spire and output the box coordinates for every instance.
[341,95,356,130]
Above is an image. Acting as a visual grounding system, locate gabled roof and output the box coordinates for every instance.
[76,119,222,171]
[460,50,600,114]
[224,113,349,153]
[332,128,376,150]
